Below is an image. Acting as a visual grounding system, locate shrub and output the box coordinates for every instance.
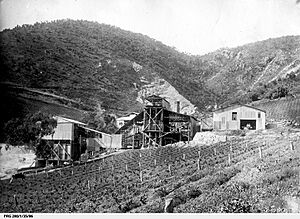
[187,189,202,199]
[263,168,297,185]
[220,198,252,213]
[119,199,141,213]
[155,187,169,198]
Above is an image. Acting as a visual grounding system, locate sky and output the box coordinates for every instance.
[0,0,300,55]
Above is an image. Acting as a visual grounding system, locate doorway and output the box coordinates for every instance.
[240,120,256,130]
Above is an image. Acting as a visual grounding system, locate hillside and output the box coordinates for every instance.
[0,20,210,113]
[1,127,299,213]
[191,36,300,106]
[1,20,300,130]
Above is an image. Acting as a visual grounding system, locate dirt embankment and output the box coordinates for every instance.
[0,144,36,180]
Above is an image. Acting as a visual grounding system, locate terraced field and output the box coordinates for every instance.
[0,128,299,213]
[252,98,300,122]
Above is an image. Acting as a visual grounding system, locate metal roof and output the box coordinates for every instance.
[213,104,266,113]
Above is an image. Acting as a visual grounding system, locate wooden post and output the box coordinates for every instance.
[140,171,143,182]
[230,143,233,152]
[72,170,74,176]
[139,161,141,170]
[168,164,171,174]
[214,148,217,156]
[183,154,186,160]
[258,146,262,158]
[228,153,231,165]
[87,180,90,190]
[197,159,200,171]
[290,141,294,151]
[154,159,156,166]
[13,195,18,206]
[198,150,201,159]
[139,152,142,158]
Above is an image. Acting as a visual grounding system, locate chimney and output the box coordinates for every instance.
[176,101,180,113]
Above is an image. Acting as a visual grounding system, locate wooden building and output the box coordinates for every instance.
[213,104,266,130]
[40,116,121,166]
[116,112,139,128]
[116,95,199,148]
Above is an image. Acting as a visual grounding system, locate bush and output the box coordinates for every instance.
[263,168,297,185]
[187,189,202,199]
[220,198,252,213]
[155,187,169,198]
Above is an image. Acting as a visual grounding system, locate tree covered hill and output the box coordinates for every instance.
[1,19,300,125]
[191,36,300,106]
[0,19,214,114]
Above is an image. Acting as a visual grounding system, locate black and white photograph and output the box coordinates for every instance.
[0,0,300,216]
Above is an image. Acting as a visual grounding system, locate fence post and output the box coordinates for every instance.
[197,159,200,171]
[168,164,171,174]
[230,142,233,152]
[125,164,128,172]
[290,141,294,151]
[154,159,156,166]
[228,153,231,165]
[140,171,143,182]
[214,148,217,156]
[87,180,90,190]
[72,170,74,176]
[112,176,116,187]
[183,154,186,160]
[258,146,262,159]
[198,150,201,159]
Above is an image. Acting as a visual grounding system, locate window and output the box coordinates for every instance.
[232,112,237,121]
[258,112,261,118]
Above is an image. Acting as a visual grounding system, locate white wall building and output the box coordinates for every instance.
[213,104,266,130]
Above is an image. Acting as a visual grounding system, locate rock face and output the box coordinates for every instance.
[137,76,197,115]
[131,60,197,115]
[0,144,35,180]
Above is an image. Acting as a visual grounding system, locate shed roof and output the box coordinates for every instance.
[213,104,266,113]
[55,116,87,126]
[145,95,170,103]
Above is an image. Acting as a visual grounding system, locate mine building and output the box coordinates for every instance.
[116,95,200,149]
[116,112,139,128]
[39,116,121,166]
[213,104,266,130]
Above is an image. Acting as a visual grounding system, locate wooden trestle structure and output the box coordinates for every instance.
[116,95,199,149]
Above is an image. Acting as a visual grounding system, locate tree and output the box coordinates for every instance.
[4,111,57,158]
[82,104,118,134]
